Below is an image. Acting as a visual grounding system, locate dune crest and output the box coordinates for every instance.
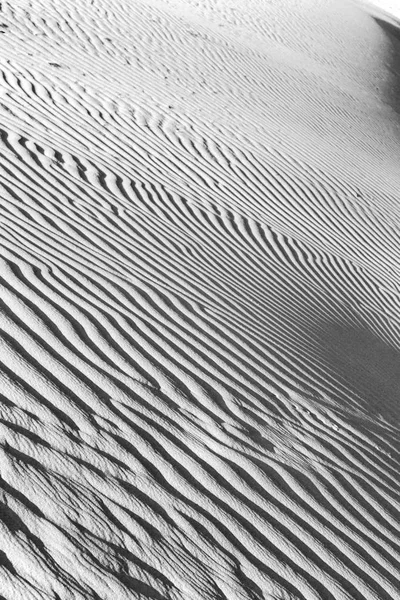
[0,0,399,598]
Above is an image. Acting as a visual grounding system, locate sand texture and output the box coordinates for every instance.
[0,0,399,598]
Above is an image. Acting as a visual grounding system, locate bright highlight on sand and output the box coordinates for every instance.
[363,0,400,18]
[0,0,399,599]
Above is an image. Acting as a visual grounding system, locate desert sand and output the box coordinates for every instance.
[0,0,399,598]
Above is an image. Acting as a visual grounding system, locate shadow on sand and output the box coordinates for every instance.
[373,15,400,114]
[323,319,400,424]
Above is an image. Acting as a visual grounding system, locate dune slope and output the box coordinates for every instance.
[0,0,399,598]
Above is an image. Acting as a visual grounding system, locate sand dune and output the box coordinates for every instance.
[0,0,399,598]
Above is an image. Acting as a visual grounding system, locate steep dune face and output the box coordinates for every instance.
[0,0,399,599]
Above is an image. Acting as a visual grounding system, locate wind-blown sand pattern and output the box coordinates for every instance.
[0,0,400,598]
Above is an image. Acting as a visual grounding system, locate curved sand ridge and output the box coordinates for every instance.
[0,0,399,598]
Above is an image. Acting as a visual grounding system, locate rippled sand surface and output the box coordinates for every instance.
[0,1,399,598]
